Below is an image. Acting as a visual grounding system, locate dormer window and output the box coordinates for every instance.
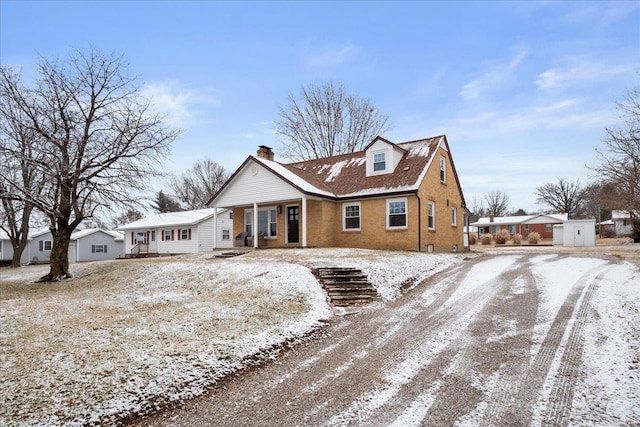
[373,151,386,172]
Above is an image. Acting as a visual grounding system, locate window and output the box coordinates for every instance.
[92,245,107,253]
[428,201,435,230]
[440,156,446,183]
[507,225,515,233]
[245,211,253,235]
[151,230,156,242]
[343,203,361,230]
[229,212,233,220]
[163,230,172,241]
[180,229,190,240]
[491,225,499,234]
[222,229,230,240]
[246,207,277,237]
[373,151,386,172]
[387,198,407,228]
[524,224,529,231]
[451,207,457,226]
[545,224,552,232]
[39,240,52,251]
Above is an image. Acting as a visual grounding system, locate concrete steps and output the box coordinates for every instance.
[313,267,379,307]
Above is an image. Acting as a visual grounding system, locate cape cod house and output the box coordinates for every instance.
[117,208,233,257]
[207,135,468,252]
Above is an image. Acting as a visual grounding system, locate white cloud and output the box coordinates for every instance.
[306,42,356,67]
[142,80,220,129]
[459,48,528,101]
[535,60,632,90]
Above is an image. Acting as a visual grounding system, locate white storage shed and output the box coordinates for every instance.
[553,219,596,247]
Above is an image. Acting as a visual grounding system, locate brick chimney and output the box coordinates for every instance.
[257,145,274,161]
[489,215,494,222]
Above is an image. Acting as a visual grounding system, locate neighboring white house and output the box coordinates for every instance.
[2,227,125,265]
[612,210,636,237]
[117,208,233,257]
[0,229,30,265]
[553,219,596,247]
[68,229,125,262]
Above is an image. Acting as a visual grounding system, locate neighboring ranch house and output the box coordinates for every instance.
[2,227,124,265]
[471,213,568,240]
[67,229,124,262]
[0,229,30,265]
[117,208,233,257]
[208,135,468,252]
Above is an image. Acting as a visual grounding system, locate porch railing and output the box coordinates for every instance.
[131,243,149,255]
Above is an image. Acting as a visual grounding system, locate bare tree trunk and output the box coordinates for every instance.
[39,225,72,281]
[10,237,28,267]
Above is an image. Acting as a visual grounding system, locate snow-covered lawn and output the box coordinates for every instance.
[0,248,464,426]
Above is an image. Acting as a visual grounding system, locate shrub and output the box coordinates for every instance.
[469,232,478,245]
[494,229,510,244]
[512,233,522,244]
[481,233,493,245]
[528,231,541,244]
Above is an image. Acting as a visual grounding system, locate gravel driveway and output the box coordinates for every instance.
[133,251,639,426]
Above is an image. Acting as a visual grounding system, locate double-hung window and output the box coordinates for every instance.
[387,198,407,228]
[92,245,107,253]
[39,240,53,251]
[163,230,172,241]
[428,201,436,230]
[343,203,361,230]
[373,151,386,172]
[246,207,277,237]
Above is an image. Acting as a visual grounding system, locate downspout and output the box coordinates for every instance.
[416,192,421,252]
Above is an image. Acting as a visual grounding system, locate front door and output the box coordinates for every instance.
[287,206,299,244]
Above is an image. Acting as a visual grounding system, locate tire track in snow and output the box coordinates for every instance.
[541,267,610,425]
[323,256,520,426]
[501,257,612,424]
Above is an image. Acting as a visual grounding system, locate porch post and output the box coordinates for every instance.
[301,196,307,248]
[253,202,259,248]
[213,208,218,249]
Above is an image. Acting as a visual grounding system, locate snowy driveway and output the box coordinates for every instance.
[136,252,639,426]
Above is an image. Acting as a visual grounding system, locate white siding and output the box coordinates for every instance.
[215,211,234,249]
[197,217,216,251]
[76,231,122,262]
[29,232,53,263]
[0,240,30,264]
[214,160,302,207]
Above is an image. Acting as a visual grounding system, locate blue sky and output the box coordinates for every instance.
[1,1,639,213]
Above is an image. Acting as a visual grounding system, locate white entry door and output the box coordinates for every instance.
[574,226,584,247]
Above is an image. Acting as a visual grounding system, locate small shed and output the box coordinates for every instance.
[553,219,596,247]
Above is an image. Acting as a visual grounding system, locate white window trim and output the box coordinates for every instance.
[244,206,278,238]
[451,207,457,226]
[372,149,388,175]
[386,197,408,229]
[428,201,436,230]
[440,156,447,183]
[222,229,230,240]
[343,202,361,231]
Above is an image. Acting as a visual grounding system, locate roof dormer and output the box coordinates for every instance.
[364,136,407,177]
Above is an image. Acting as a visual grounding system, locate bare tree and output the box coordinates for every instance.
[169,158,229,209]
[109,208,144,229]
[535,178,585,218]
[275,80,391,161]
[589,83,640,213]
[0,74,47,267]
[0,48,178,280]
[484,190,510,217]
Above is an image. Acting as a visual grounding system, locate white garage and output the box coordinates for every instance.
[553,219,596,247]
